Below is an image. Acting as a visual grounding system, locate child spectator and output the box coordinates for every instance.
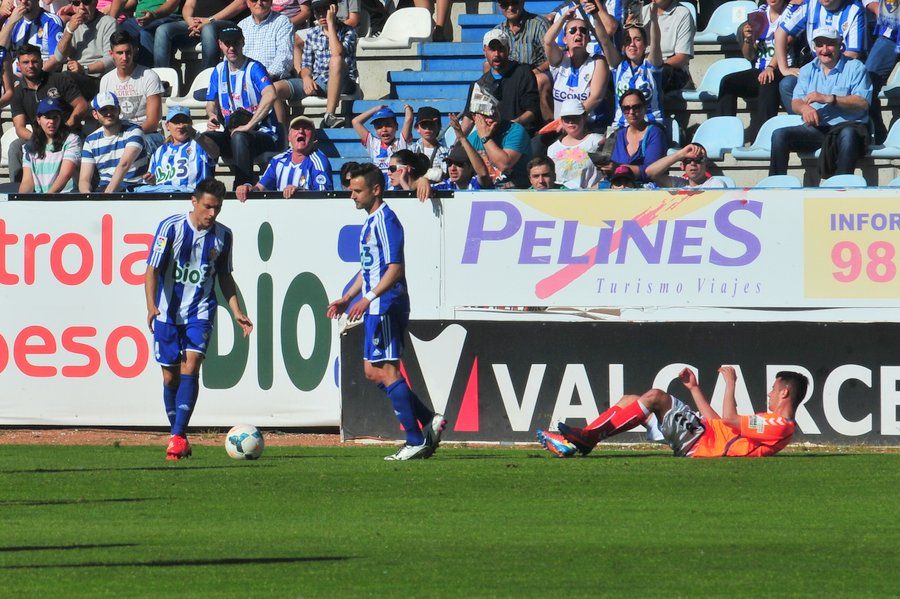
[351,104,412,177]
[79,91,148,192]
[546,99,603,189]
[409,106,449,168]
[138,105,218,192]
[20,98,81,193]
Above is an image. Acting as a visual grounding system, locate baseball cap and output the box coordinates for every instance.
[218,26,243,42]
[610,165,635,185]
[91,91,119,111]
[311,0,333,12]
[483,28,511,50]
[290,115,316,129]
[559,99,586,118]
[36,97,64,115]
[369,106,397,123]
[812,25,841,42]
[446,142,469,164]
[166,105,192,122]
[415,106,441,126]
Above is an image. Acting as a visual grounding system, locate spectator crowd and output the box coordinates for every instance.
[1,0,896,194]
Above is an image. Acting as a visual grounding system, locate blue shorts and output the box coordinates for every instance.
[363,311,408,363]
[153,320,213,366]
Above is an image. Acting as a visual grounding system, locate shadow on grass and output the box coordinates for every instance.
[0,465,270,475]
[0,544,139,553]
[0,556,354,570]
[0,497,163,507]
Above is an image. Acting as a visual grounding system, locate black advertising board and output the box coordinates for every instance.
[341,321,900,445]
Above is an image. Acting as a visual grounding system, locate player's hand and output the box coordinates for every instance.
[346,297,369,321]
[283,184,297,198]
[147,307,160,332]
[234,312,253,337]
[326,297,349,318]
[718,366,737,385]
[758,68,774,85]
[235,183,252,202]
[678,367,698,390]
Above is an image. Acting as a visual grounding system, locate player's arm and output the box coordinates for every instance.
[347,262,403,321]
[679,367,720,421]
[144,264,161,332]
[218,271,253,337]
[718,366,740,429]
[326,270,362,318]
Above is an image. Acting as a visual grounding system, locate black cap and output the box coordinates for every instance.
[218,26,243,42]
[446,143,469,164]
[311,0,334,12]
[415,106,441,126]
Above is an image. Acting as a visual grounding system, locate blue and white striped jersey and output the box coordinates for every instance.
[206,58,279,142]
[612,60,664,127]
[11,11,63,65]
[753,5,793,70]
[147,213,234,325]
[258,149,333,191]
[149,139,214,189]
[359,203,409,316]
[867,0,900,42]
[780,0,867,54]
[81,122,147,190]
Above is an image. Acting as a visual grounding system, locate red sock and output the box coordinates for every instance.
[584,401,647,441]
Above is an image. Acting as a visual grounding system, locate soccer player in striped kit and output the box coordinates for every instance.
[326,163,445,461]
[144,178,253,460]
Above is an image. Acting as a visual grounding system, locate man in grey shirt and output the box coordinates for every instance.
[642,0,695,93]
[54,0,117,99]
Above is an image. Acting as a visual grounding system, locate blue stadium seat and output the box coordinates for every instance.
[754,174,802,188]
[317,128,369,159]
[458,13,502,43]
[389,70,481,100]
[694,1,757,44]
[820,174,868,188]
[879,66,900,98]
[888,176,900,187]
[420,42,486,71]
[680,58,752,101]
[711,175,736,188]
[868,119,900,158]
[732,114,803,160]
[691,116,744,160]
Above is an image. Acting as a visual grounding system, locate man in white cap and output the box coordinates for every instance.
[769,25,871,178]
[462,28,541,137]
[79,91,148,192]
[236,115,333,200]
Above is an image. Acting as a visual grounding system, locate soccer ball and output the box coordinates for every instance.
[225,424,265,460]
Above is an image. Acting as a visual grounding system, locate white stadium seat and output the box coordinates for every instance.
[358,7,433,50]
[732,114,803,160]
[695,1,757,44]
[167,67,214,110]
[680,57,752,102]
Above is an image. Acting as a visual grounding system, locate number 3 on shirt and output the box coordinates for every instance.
[361,246,374,268]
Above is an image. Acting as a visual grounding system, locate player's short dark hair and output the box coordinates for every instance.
[527,156,555,174]
[347,162,383,192]
[776,371,809,409]
[16,44,42,60]
[340,161,360,188]
[109,30,136,48]
[194,178,226,201]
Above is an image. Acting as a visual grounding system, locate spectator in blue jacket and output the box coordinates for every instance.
[609,89,667,183]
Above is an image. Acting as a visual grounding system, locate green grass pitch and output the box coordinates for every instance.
[0,444,897,597]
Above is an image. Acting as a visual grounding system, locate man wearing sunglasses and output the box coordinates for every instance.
[769,26,871,179]
[53,0,118,99]
[644,142,727,188]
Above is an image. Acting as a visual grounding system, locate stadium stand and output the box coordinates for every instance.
[2,0,900,189]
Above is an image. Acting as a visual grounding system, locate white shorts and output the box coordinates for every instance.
[644,395,706,456]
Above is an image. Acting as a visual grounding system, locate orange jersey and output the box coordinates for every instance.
[688,413,796,458]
